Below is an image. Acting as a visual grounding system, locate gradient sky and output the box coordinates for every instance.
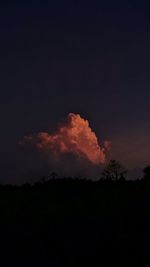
[1,1,150,183]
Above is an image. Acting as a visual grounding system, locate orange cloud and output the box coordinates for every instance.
[21,113,109,165]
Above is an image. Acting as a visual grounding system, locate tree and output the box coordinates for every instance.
[143,166,150,182]
[50,172,58,180]
[101,160,127,181]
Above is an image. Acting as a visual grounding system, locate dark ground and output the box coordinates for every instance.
[0,178,149,266]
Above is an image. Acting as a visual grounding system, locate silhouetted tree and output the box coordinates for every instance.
[143,166,150,182]
[101,160,127,181]
[50,172,58,180]
[40,176,46,183]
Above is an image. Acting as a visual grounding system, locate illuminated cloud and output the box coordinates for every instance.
[21,113,110,165]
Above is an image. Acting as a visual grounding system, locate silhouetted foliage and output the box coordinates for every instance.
[101,159,127,180]
[143,165,150,182]
[0,170,149,266]
[50,172,58,180]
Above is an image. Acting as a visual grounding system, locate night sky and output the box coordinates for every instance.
[1,1,150,183]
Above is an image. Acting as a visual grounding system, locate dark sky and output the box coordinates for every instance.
[1,0,150,183]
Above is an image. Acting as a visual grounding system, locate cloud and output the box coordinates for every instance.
[21,113,110,166]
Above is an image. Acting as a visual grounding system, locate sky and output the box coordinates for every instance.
[1,0,150,183]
